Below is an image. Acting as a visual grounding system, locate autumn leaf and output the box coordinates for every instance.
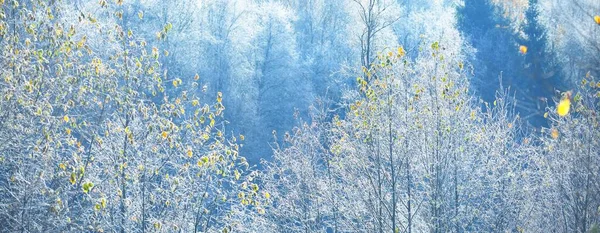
[77,36,86,49]
[550,128,559,139]
[82,181,94,193]
[519,45,527,55]
[397,47,405,57]
[186,147,193,158]
[557,92,571,117]
[69,173,76,185]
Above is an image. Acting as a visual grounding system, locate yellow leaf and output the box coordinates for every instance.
[551,128,559,139]
[595,15,600,25]
[216,91,223,103]
[82,181,94,193]
[138,11,144,20]
[161,131,168,139]
[519,45,527,55]
[152,47,158,56]
[397,47,405,57]
[194,74,200,80]
[187,148,193,158]
[192,99,199,106]
[240,134,245,141]
[63,115,70,123]
[77,36,86,49]
[557,95,571,117]
[544,112,549,118]
[59,163,66,170]
[65,128,71,135]
[69,173,76,185]
[264,191,271,199]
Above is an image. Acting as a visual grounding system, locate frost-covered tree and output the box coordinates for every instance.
[529,75,600,232]
[252,41,537,232]
[347,0,401,70]
[538,0,600,81]
[0,1,258,232]
[248,1,311,160]
[286,0,356,105]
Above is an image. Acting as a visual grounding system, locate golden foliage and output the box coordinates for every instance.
[519,45,527,55]
[557,95,571,117]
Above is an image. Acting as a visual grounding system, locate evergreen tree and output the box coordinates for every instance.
[458,0,527,123]
[514,0,564,127]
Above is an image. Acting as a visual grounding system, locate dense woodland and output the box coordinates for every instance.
[0,0,599,232]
